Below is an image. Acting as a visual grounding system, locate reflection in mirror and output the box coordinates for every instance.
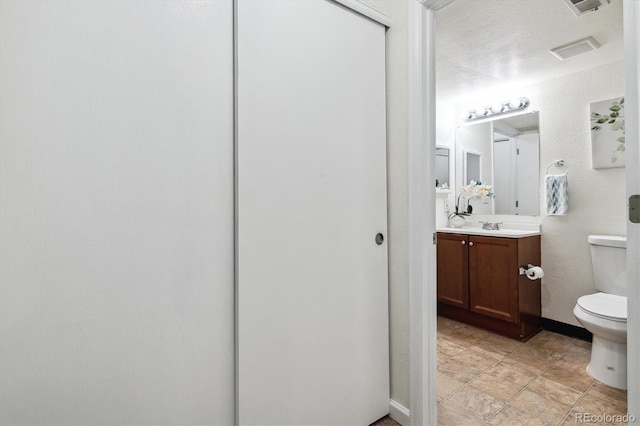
[435,147,450,189]
[456,111,540,216]
[464,151,481,185]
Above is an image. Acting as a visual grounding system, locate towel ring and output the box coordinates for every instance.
[545,160,568,176]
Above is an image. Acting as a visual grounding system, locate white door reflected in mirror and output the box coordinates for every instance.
[464,151,481,185]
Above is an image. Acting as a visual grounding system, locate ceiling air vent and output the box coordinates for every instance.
[550,36,601,60]
[562,0,610,16]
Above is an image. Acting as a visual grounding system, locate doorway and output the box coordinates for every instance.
[408,0,640,423]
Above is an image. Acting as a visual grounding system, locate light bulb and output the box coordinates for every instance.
[491,103,503,114]
[509,98,523,109]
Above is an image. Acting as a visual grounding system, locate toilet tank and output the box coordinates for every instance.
[588,235,627,296]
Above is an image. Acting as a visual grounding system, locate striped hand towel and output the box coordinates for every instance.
[545,174,568,216]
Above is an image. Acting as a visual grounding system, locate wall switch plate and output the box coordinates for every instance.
[444,198,450,214]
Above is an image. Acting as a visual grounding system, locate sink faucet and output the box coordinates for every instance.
[479,221,502,230]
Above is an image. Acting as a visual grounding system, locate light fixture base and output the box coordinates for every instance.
[465,97,529,122]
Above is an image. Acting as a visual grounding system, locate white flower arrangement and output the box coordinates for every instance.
[449,180,494,218]
[460,180,493,198]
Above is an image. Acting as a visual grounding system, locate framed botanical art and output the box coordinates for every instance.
[590,97,625,169]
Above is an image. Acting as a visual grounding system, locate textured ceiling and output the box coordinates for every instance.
[435,0,624,104]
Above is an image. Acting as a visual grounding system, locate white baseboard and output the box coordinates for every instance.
[389,399,410,426]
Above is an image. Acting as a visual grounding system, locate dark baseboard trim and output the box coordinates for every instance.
[541,317,592,342]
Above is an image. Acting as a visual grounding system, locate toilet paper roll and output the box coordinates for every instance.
[526,266,544,280]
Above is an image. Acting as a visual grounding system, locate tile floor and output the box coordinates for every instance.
[437,316,628,425]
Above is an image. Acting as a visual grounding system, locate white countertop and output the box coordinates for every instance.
[436,223,540,238]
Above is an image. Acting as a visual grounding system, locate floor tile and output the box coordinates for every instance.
[527,331,574,353]
[509,389,573,426]
[450,347,500,368]
[572,339,593,349]
[438,338,467,359]
[468,371,526,401]
[499,354,548,376]
[559,410,584,425]
[524,338,567,358]
[437,399,486,425]
[574,392,627,417]
[437,318,469,336]
[562,342,592,363]
[370,415,401,426]
[484,360,538,387]
[438,348,500,382]
[439,331,487,349]
[526,376,583,407]
[506,342,563,370]
[487,404,545,426]
[437,371,465,400]
[469,335,519,358]
[447,385,506,421]
[542,357,594,392]
[438,357,486,383]
[437,316,461,331]
[587,380,627,404]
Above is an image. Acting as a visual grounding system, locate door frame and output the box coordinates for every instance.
[623,0,640,418]
[407,1,451,425]
[408,0,640,424]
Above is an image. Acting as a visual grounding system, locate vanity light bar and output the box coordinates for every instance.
[465,97,530,122]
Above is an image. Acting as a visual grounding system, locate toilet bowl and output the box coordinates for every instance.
[573,293,627,389]
[573,235,627,390]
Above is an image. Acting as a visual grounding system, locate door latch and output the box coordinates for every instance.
[630,195,640,224]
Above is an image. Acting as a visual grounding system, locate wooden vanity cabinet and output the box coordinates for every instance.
[437,232,541,341]
[436,233,469,309]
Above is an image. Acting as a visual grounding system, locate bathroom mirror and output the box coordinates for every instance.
[456,111,540,215]
[435,146,450,189]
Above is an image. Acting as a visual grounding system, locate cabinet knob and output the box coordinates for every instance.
[469,242,474,246]
[461,240,466,245]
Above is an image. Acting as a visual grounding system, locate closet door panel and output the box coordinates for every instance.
[0,2,234,424]
[237,1,389,425]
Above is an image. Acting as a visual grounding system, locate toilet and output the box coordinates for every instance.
[573,235,627,389]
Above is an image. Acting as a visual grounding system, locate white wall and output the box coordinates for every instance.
[0,2,235,424]
[539,60,626,326]
[365,0,410,410]
[437,60,625,326]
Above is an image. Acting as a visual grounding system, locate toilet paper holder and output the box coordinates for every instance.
[519,264,538,275]
[519,263,544,280]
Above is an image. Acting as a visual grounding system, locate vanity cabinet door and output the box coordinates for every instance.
[437,233,469,309]
[469,236,519,323]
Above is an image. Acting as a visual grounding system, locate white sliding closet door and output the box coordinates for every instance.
[237,1,389,425]
[0,2,234,424]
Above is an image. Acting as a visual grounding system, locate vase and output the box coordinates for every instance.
[449,214,466,228]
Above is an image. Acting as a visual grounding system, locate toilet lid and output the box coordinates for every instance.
[577,293,627,321]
